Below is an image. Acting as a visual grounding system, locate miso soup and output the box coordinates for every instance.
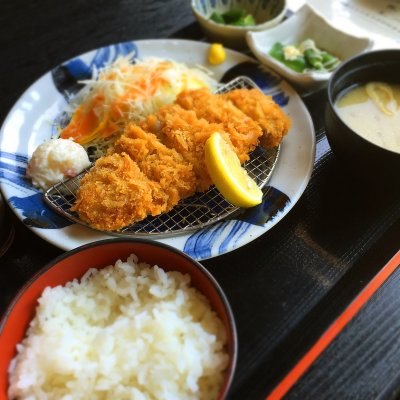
[334,81,400,153]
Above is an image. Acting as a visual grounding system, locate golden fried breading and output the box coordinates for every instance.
[73,126,197,232]
[142,104,234,192]
[176,88,263,162]
[71,153,155,231]
[72,87,290,232]
[112,124,196,209]
[224,88,291,148]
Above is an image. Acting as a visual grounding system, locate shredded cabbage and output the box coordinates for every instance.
[60,56,219,156]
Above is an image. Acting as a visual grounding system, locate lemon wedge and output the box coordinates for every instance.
[205,132,263,208]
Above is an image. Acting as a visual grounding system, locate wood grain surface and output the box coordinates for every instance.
[0,0,195,123]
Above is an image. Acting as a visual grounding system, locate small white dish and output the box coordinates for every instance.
[307,0,400,49]
[246,4,373,90]
[191,0,287,50]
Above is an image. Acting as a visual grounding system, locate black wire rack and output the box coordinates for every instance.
[44,76,280,237]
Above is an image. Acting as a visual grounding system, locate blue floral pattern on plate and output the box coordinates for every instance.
[0,151,72,229]
[0,39,315,259]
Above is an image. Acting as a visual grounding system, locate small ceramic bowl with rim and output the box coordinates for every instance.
[325,49,400,183]
[0,238,237,400]
[246,3,373,91]
[191,0,287,50]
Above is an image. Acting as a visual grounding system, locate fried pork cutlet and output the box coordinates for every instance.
[142,104,235,192]
[176,88,263,163]
[223,88,291,148]
[112,124,196,208]
[72,126,196,231]
[71,152,155,231]
[72,87,291,232]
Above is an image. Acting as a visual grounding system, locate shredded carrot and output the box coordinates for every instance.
[59,57,218,148]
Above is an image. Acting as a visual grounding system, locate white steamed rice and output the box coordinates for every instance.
[8,254,229,400]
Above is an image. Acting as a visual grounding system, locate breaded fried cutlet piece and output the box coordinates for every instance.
[71,152,156,231]
[73,126,197,231]
[176,88,262,162]
[142,104,234,192]
[112,124,197,208]
[223,88,291,148]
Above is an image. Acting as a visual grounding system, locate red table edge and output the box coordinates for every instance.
[266,249,400,400]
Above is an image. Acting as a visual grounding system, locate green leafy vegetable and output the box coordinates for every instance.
[304,48,324,70]
[269,42,307,73]
[210,11,225,24]
[221,9,245,23]
[231,14,255,26]
[209,8,256,27]
[269,39,340,73]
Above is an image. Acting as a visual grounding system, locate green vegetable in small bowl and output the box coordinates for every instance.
[269,39,340,73]
[210,9,256,26]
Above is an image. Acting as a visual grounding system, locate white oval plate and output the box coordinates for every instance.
[0,39,315,260]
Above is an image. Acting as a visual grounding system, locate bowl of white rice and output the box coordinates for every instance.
[0,239,237,400]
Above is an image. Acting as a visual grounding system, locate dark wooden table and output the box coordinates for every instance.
[1,1,400,399]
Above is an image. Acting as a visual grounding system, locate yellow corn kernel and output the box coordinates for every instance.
[208,43,226,65]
